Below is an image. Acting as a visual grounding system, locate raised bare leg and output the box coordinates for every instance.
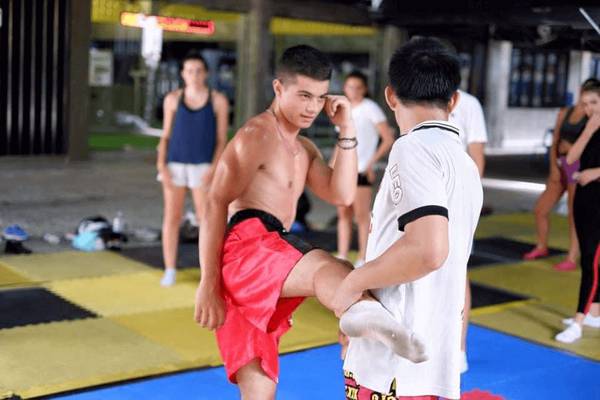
[282,250,427,363]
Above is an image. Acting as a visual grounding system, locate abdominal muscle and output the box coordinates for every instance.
[229,147,311,229]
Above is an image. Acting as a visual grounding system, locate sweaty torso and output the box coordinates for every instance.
[230,118,313,229]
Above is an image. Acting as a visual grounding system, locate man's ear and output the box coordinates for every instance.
[384,85,398,111]
[273,79,283,98]
[448,90,460,113]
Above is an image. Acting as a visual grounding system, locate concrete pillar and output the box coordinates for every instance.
[373,25,408,125]
[66,0,91,161]
[484,40,512,149]
[235,0,272,129]
[567,50,593,104]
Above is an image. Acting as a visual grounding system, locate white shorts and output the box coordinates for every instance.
[157,162,211,189]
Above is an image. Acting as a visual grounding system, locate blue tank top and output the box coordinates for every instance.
[167,91,217,164]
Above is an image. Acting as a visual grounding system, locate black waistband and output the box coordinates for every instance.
[228,209,285,232]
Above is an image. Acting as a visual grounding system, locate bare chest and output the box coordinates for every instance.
[259,143,310,192]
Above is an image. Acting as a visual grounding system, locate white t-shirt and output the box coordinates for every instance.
[343,120,483,399]
[449,90,488,149]
[352,98,388,172]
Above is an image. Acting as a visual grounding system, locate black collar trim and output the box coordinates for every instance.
[412,123,460,136]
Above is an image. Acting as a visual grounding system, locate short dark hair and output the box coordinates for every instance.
[388,37,461,109]
[276,45,332,82]
[182,50,208,70]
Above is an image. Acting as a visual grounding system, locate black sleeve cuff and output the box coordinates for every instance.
[397,205,448,231]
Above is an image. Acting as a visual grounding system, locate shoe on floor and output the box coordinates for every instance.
[160,269,177,287]
[460,350,468,374]
[562,313,600,328]
[5,240,32,255]
[555,323,582,343]
[3,224,29,241]
[553,260,577,271]
[523,247,549,260]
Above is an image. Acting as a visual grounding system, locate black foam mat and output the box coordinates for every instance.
[0,287,97,329]
[472,237,564,261]
[468,253,501,268]
[120,244,199,269]
[470,282,529,309]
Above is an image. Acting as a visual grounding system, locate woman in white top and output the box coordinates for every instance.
[336,71,394,265]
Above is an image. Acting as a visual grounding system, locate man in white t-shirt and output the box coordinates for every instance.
[449,89,488,373]
[332,37,483,399]
[450,89,487,175]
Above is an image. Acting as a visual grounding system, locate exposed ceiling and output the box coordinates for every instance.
[184,0,600,51]
[374,1,600,50]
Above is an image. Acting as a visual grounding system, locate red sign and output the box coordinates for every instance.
[120,12,215,36]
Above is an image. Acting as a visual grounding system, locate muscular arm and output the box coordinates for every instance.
[306,96,358,206]
[306,124,358,206]
[331,215,449,316]
[196,120,274,329]
[344,215,448,292]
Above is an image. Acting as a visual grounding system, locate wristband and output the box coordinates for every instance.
[337,137,358,150]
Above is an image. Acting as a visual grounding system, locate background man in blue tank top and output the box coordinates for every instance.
[156,50,230,286]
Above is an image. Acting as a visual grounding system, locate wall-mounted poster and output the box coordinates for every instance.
[89,48,114,87]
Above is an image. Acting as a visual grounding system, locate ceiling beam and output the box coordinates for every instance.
[178,0,373,25]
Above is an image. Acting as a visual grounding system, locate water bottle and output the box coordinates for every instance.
[113,211,124,233]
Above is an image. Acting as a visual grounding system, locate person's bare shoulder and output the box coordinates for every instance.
[164,89,182,111]
[231,112,278,155]
[211,90,229,110]
[298,135,321,161]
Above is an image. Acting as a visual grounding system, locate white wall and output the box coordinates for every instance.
[487,108,558,154]
[484,42,592,155]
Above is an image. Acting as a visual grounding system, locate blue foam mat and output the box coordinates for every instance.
[50,325,600,400]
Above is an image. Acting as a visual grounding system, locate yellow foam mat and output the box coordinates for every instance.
[469,258,581,309]
[475,212,570,250]
[111,298,339,365]
[471,301,600,361]
[111,307,222,364]
[46,271,197,316]
[1,212,591,398]
[0,318,183,399]
[0,262,32,287]
[0,251,149,282]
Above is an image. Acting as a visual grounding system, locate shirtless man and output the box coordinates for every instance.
[193,45,425,399]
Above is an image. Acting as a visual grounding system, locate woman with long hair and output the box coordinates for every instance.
[555,80,600,343]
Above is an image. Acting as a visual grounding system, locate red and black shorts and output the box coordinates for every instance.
[216,209,315,383]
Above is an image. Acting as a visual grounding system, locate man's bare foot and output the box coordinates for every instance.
[340,300,428,363]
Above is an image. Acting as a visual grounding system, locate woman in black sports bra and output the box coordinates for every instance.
[523,79,599,270]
